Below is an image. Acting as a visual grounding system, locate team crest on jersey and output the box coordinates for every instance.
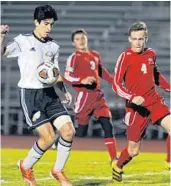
[147,58,154,64]
[45,52,53,57]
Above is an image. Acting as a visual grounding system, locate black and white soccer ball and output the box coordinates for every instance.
[37,62,59,85]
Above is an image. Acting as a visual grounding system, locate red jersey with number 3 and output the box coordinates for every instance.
[64,50,113,92]
[112,47,170,106]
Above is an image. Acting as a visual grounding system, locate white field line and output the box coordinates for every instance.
[1,171,170,184]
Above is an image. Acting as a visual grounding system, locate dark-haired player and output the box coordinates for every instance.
[1,5,74,186]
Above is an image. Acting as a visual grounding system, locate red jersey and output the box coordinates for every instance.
[112,47,170,106]
[64,50,112,92]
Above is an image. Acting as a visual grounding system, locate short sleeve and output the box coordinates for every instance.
[4,34,22,58]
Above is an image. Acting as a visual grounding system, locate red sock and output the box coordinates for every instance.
[117,148,132,169]
[166,135,170,163]
[104,138,117,160]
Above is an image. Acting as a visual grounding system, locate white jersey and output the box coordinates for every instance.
[5,33,60,89]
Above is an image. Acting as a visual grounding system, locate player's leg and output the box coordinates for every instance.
[45,90,75,185]
[94,92,117,161]
[18,88,57,186]
[76,124,89,137]
[166,135,170,167]
[149,101,170,168]
[112,140,141,182]
[51,115,75,186]
[75,111,90,137]
[112,105,150,182]
[117,140,141,168]
[98,117,117,161]
[160,114,171,135]
[160,114,171,167]
[18,123,55,186]
[51,130,60,150]
[74,91,94,137]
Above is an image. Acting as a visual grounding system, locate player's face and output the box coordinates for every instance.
[129,30,147,53]
[73,33,88,50]
[35,18,54,38]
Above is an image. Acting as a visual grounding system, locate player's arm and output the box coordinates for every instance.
[56,75,68,93]
[64,54,82,85]
[154,64,170,92]
[0,25,9,55]
[56,76,72,105]
[98,56,113,84]
[53,47,72,104]
[1,25,22,58]
[64,54,95,85]
[53,46,69,94]
[113,52,137,101]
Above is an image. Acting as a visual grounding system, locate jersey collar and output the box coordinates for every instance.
[32,32,49,43]
[127,47,149,55]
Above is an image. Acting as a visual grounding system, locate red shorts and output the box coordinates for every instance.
[124,99,170,142]
[74,90,111,125]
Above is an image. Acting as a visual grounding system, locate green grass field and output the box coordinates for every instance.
[1,149,170,186]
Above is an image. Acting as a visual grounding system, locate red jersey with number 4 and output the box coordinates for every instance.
[112,47,170,106]
[64,50,113,92]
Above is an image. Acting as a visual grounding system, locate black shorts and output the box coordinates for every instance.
[20,87,69,130]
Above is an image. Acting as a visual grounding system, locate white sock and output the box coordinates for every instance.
[23,141,45,169]
[54,137,72,171]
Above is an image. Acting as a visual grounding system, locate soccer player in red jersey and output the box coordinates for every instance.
[64,29,117,163]
[112,21,171,182]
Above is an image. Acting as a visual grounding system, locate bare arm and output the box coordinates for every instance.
[0,25,9,55]
[56,75,72,105]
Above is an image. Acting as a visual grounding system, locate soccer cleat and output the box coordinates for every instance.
[111,161,123,182]
[50,169,73,186]
[17,160,37,186]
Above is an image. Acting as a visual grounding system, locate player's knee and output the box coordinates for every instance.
[76,125,88,137]
[128,146,140,157]
[161,114,171,135]
[98,117,113,138]
[53,115,75,139]
[130,150,139,157]
[61,122,75,139]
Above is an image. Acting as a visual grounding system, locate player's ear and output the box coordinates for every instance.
[145,36,148,42]
[72,42,75,46]
[34,20,39,27]
[128,36,131,43]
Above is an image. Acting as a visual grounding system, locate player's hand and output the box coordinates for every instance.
[0,25,9,36]
[81,76,96,85]
[62,92,72,105]
[132,96,144,106]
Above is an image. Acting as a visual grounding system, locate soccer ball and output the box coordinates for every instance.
[37,62,59,85]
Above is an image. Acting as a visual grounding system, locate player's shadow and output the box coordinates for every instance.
[75,180,111,186]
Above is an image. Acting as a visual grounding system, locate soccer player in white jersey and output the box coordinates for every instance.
[0,5,75,186]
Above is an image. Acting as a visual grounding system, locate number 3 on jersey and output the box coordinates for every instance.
[90,61,95,70]
[141,63,147,74]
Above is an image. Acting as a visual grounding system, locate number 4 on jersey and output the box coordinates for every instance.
[141,63,147,74]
